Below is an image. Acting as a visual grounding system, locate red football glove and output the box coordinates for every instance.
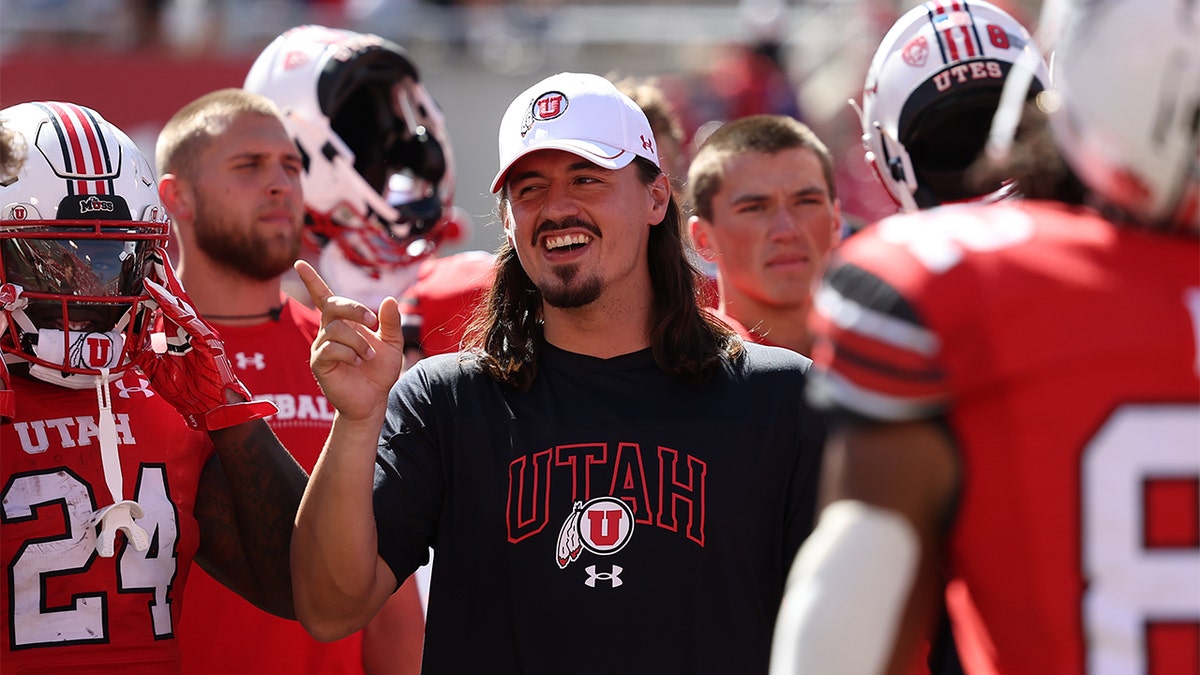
[135,257,276,431]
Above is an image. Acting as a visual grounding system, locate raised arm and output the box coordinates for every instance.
[290,260,407,641]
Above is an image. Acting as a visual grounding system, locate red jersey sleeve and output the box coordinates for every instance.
[808,201,1200,675]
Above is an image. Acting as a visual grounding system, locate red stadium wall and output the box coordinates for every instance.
[0,49,257,165]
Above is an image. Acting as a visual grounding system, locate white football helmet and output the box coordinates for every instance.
[0,101,170,388]
[858,0,1049,212]
[245,25,459,273]
[1044,0,1199,230]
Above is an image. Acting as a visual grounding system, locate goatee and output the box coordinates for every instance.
[540,265,601,308]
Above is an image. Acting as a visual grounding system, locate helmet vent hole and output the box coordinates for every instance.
[321,141,340,163]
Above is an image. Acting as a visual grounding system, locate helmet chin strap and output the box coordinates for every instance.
[92,366,150,558]
[869,121,921,214]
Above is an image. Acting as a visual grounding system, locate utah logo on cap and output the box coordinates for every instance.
[520,91,568,137]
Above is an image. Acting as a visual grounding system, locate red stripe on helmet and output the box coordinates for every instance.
[942,28,961,60]
[44,102,93,195]
[960,26,977,56]
[65,103,108,196]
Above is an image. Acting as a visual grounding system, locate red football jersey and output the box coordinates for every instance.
[399,250,495,357]
[1,370,212,674]
[177,298,365,674]
[809,201,1200,675]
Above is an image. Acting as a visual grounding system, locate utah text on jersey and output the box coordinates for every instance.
[12,413,139,455]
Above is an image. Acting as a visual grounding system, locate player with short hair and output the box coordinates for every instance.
[770,0,1200,672]
[151,87,424,675]
[687,115,842,354]
[0,101,307,673]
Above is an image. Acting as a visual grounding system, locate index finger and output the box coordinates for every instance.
[295,259,380,330]
[295,260,334,311]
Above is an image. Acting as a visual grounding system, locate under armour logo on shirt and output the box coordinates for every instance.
[584,565,623,588]
[235,352,266,370]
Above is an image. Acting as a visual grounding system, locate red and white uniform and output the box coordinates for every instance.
[1,371,211,674]
[400,250,495,357]
[809,201,1200,675]
[176,297,361,674]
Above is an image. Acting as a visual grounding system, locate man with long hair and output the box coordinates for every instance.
[290,72,826,674]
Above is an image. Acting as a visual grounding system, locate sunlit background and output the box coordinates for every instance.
[0,0,1044,254]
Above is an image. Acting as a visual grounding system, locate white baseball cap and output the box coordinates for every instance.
[490,72,660,193]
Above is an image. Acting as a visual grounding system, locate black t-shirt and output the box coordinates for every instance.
[374,340,824,674]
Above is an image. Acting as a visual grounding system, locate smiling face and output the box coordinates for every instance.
[186,113,305,281]
[502,150,669,311]
[691,146,841,315]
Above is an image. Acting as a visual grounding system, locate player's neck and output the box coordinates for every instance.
[719,295,814,355]
[177,256,285,326]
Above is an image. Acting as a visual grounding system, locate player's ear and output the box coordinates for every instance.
[688,214,719,262]
[158,174,194,225]
[646,172,670,226]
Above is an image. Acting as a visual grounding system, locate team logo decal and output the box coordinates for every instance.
[556,496,635,570]
[521,91,568,137]
[282,50,310,70]
[78,332,117,369]
[932,59,1005,92]
[8,205,28,220]
[79,195,115,214]
[903,35,929,66]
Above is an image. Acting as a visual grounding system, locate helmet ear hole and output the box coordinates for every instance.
[332,83,396,195]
